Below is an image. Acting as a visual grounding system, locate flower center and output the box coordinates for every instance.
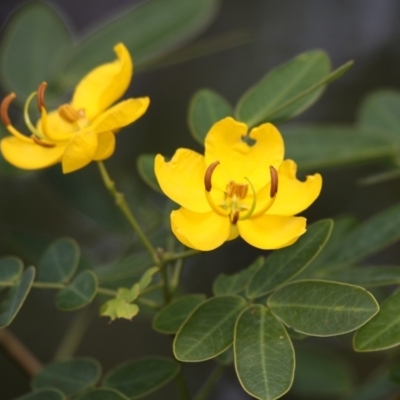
[204,161,279,224]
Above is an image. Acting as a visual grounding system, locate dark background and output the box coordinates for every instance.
[1,1,400,399]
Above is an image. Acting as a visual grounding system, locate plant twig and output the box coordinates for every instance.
[194,364,225,400]
[0,329,42,377]
[97,161,158,262]
[53,306,94,361]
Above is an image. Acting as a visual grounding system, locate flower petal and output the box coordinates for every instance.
[88,98,150,134]
[71,43,133,120]
[205,117,284,192]
[171,208,231,251]
[155,149,211,213]
[93,131,116,161]
[266,160,322,216]
[37,109,75,137]
[1,137,65,169]
[237,214,306,249]
[62,131,98,173]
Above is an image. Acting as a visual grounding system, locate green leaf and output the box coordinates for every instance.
[14,388,66,400]
[0,1,73,104]
[235,51,352,127]
[100,299,139,322]
[62,0,219,85]
[326,203,400,268]
[33,358,102,396]
[213,256,264,296]
[76,388,129,400]
[117,285,140,303]
[268,280,379,337]
[56,271,98,311]
[281,125,395,170]
[37,238,80,284]
[174,295,246,361]
[188,89,233,144]
[325,265,400,287]
[358,90,400,148]
[103,357,180,399]
[0,256,23,284]
[354,288,400,352]
[137,154,160,193]
[247,220,333,299]
[291,346,354,397]
[0,266,35,328]
[303,216,358,277]
[153,294,206,333]
[234,305,294,400]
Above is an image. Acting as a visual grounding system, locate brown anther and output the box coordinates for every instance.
[31,135,55,148]
[226,181,248,199]
[269,166,278,197]
[232,211,240,224]
[204,161,220,192]
[1,93,16,126]
[37,82,47,111]
[58,104,82,123]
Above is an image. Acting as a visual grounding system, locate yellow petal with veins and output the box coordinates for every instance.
[89,98,150,135]
[93,131,116,161]
[62,131,98,173]
[171,208,231,251]
[155,149,211,213]
[266,160,322,216]
[205,117,284,192]
[71,43,133,120]
[1,137,66,169]
[237,214,306,249]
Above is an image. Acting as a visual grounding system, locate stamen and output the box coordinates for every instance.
[239,177,257,220]
[269,166,278,197]
[226,181,248,199]
[232,211,240,224]
[1,93,16,126]
[37,82,47,111]
[24,92,45,139]
[1,93,33,143]
[204,161,220,192]
[31,135,56,148]
[58,104,82,123]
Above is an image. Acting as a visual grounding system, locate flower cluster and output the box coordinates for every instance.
[0,43,322,251]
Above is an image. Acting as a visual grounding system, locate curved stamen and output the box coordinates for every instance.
[204,161,220,192]
[37,82,47,111]
[1,93,15,126]
[269,166,278,197]
[204,161,229,217]
[250,166,279,218]
[31,135,56,148]
[24,92,45,139]
[239,177,257,220]
[1,93,33,143]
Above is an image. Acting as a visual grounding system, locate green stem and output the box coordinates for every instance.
[97,161,157,262]
[160,265,171,304]
[164,249,199,263]
[53,306,94,361]
[171,258,184,294]
[194,364,225,400]
[175,369,191,400]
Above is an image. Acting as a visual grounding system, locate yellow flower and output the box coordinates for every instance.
[155,117,322,251]
[0,43,149,173]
